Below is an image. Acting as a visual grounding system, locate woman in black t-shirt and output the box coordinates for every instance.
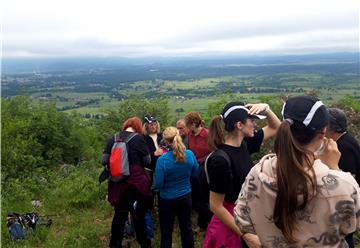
[143,115,164,171]
[203,101,280,248]
[102,117,152,248]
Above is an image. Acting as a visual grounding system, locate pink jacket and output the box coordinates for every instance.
[234,154,360,248]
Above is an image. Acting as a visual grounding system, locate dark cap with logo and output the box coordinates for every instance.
[144,115,157,124]
[281,96,329,131]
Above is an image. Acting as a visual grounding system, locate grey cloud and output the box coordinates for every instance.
[162,12,358,46]
[3,38,159,57]
[3,10,358,58]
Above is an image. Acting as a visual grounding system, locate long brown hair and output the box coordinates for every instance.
[273,120,318,243]
[163,127,186,163]
[208,116,224,151]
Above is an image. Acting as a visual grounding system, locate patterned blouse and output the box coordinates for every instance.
[234,154,360,248]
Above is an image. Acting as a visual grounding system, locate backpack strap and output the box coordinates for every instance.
[124,132,138,143]
[114,133,120,142]
[114,132,137,143]
[215,149,231,166]
[204,149,231,184]
[204,152,214,184]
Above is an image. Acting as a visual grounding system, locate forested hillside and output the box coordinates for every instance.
[1,95,360,247]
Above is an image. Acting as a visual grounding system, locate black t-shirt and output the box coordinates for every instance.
[337,132,360,185]
[207,129,264,203]
[144,133,163,171]
[104,131,150,168]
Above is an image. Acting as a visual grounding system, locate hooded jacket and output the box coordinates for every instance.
[234,154,360,248]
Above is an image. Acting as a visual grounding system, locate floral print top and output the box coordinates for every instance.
[234,154,360,248]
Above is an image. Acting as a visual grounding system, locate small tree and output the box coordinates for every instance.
[97,96,171,138]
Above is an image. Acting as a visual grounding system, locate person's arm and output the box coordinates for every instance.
[189,151,199,178]
[142,154,151,166]
[262,108,281,141]
[101,136,114,166]
[242,234,261,248]
[209,191,241,236]
[338,148,357,178]
[234,168,262,248]
[101,153,110,167]
[211,191,262,248]
[154,157,165,189]
[355,185,360,230]
[246,103,281,141]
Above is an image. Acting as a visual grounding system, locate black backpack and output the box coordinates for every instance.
[198,149,231,203]
[6,212,52,240]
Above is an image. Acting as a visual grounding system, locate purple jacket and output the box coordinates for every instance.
[108,164,152,207]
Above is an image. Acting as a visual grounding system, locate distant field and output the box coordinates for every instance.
[63,92,287,117]
[3,58,359,118]
[169,97,218,113]
[56,84,360,117]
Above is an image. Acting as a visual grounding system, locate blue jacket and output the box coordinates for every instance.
[155,149,199,199]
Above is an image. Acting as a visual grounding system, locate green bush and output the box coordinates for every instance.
[97,96,171,137]
[339,95,360,112]
[1,96,102,181]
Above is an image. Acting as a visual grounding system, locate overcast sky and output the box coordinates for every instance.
[2,0,359,58]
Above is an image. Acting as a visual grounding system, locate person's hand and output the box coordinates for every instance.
[317,138,341,170]
[242,233,261,248]
[154,149,163,156]
[245,103,270,115]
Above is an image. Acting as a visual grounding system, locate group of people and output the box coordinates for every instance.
[102,95,360,248]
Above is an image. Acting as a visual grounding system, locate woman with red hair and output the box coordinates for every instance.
[123,117,144,134]
[102,116,152,248]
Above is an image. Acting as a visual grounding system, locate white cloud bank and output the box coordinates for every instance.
[2,0,359,58]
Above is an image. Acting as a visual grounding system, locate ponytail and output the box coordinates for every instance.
[273,120,317,243]
[163,127,186,163]
[208,115,224,151]
[173,133,186,163]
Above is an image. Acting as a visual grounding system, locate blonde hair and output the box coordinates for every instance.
[143,121,161,135]
[163,127,186,163]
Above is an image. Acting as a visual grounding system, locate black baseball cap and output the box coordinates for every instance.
[328,108,347,132]
[144,115,157,124]
[220,102,266,127]
[281,96,329,131]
